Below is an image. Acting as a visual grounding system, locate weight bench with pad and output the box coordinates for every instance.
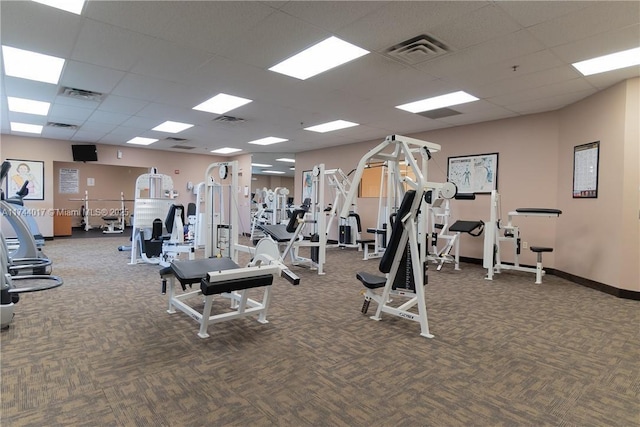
[161,257,277,338]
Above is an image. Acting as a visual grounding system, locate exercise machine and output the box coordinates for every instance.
[160,238,299,338]
[427,192,484,270]
[0,162,63,328]
[342,134,453,338]
[483,190,562,283]
[324,168,362,249]
[70,190,130,233]
[129,169,176,265]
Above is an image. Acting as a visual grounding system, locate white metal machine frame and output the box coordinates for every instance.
[343,135,452,339]
[483,190,561,282]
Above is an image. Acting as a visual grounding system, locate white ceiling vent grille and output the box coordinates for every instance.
[213,115,245,124]
[386,34,450,65]
[46,122,79,130]
[62,87,104,102]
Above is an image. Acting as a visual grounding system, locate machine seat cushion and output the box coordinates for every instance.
[449,220,485,236]
[356,272,387,289]
[259,224,296,242]
[165,257,240,286]
[530,246,553,253]
[200,274,273,296]
[102,215,119,221]
[515,208,562,215]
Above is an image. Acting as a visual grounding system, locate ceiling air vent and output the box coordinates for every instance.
[62,87,104,102]
[171,145,196,150]
[418,108,462,120]
[46,122,79,130]
[386,34,450,65]
[165,137,188,142]
[213,115,245,124]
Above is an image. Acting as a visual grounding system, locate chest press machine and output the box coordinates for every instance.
[343,135,455,339]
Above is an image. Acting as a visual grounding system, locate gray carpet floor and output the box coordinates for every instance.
[1,235,638,426]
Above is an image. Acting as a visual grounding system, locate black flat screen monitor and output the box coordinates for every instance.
[72,144,98,162]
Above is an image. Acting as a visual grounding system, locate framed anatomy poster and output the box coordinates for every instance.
[447,153,498,194]
[5,159,44,200]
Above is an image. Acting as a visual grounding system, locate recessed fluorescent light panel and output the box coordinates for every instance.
[276,158,295,163]
[269,36,369,80]
[251,163,273,167]
[247,137,287,146]
[304,120,359,133]
[193,93,252,115]
[211,147,242,154]
[396,91,479,113]
[263,170,285,174]
[126,137,158,146]
[572,46,640,76]
[10,122,43,134]
[7,97,51,116]
[152,121,194,133]
[31,0,86,15]
[1,45,65,84]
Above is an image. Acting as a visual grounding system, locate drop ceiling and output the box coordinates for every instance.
[1,1,639,177]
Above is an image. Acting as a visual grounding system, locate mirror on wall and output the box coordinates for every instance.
[250,153,295,177]
[251,153,296,202]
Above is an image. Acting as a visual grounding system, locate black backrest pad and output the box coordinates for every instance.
[379,190,416,274]
[286,208,307,233]
[165,204,184,232]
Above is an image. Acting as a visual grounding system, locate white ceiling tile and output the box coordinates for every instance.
[2,76,59,102]
[0,0,82,57]
[110,73,173,102]
[98,96,148,115]
[84,1,181,38]
[87,110,130,126]
[280,1,389,33]
[49,104,94,122]
[130,40,214,82]
[60,61,125,94]
[70,130,104,143]
[154,2,276,55]
[528,1,640,48]
[496,1,591,28]
[71,19,157,71]
[551,24,640,64]
[121,116,160,130]
[428,4,522,50]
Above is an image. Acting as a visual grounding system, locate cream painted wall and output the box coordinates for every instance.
[0,135,228,236]
[557,78,639,291]
[297,78,639,291]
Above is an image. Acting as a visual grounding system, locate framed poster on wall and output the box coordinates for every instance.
[447,153,498,194]
[302,170,313,203]
[5,159,45,200]
[573,141,599,198]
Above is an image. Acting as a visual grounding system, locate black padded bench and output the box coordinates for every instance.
[162,257,281,339]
